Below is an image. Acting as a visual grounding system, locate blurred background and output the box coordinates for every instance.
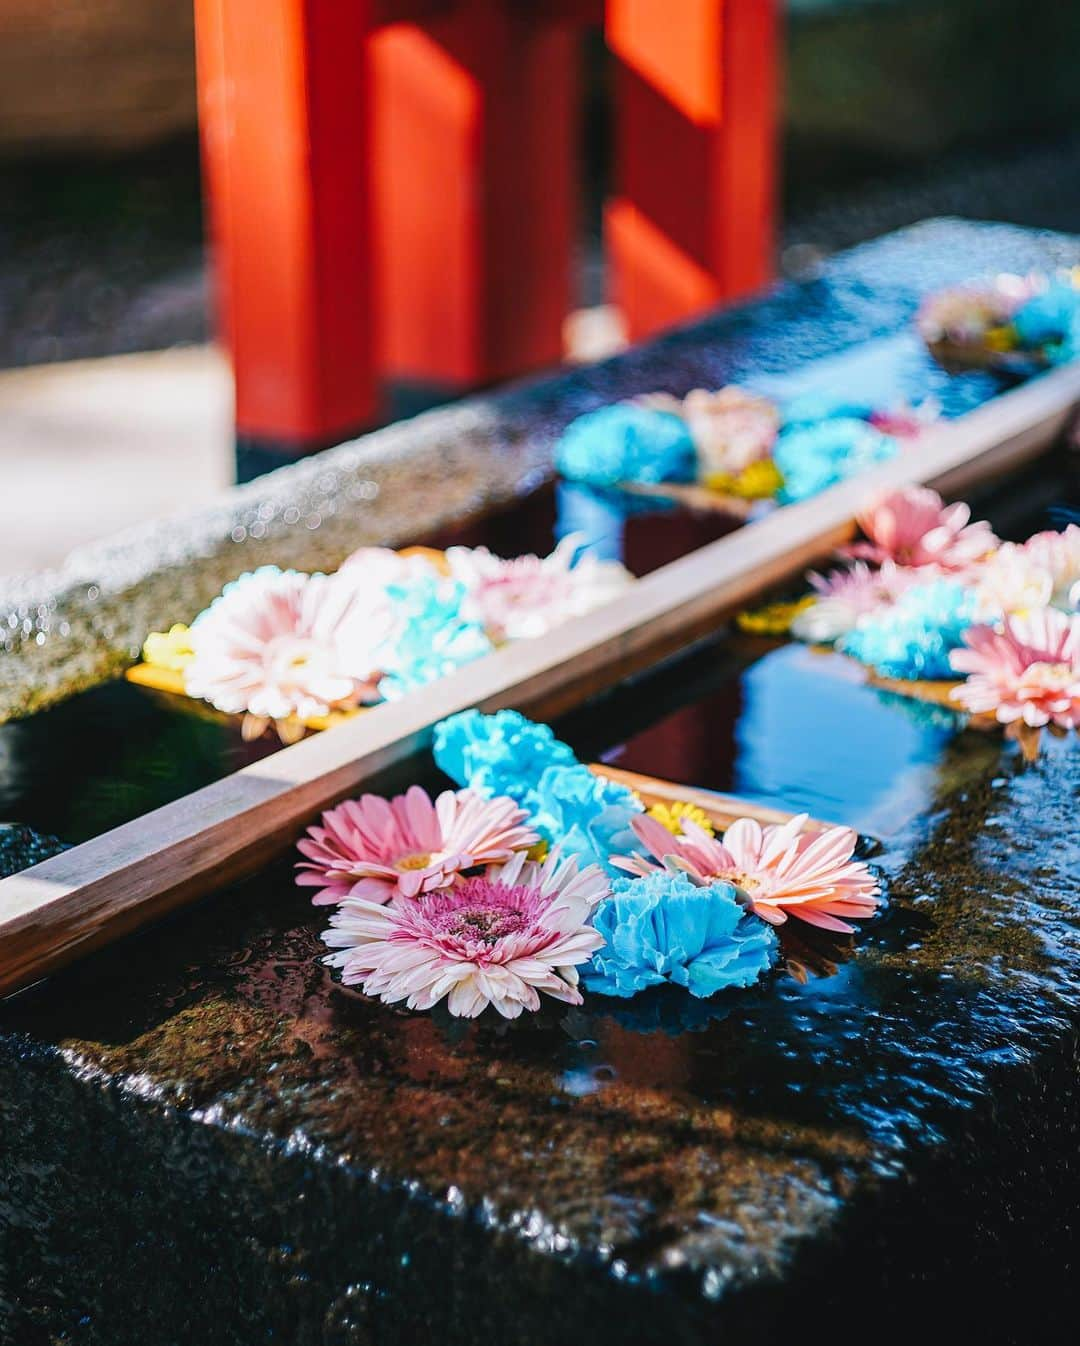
[3,0,1080,575]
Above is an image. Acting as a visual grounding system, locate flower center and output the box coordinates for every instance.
[440,905,528,943]
[395,852,433,872]
[1023,660,1073,688]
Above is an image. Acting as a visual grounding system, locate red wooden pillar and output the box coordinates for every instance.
[605,0,779,340]
[194,0,378,448]
[372,0,579,385]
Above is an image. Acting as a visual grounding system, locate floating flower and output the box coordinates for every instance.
[673,386,780,478]
[583,871,778,999]
[321,849,607,1018]
[736,595,817,637]
[974,542,1053,619]
[950,608,1080,733]
[296,785,537,906]
[531,764,644,877]
[837,579,978,680]
[774,419,898,504]
[142,623,195,673]
[445,534,630,643]
[555,403,696,489]
[433,708,578,814]
[375,575,493,701]
[916,279,1027,350]
[185,567,391,720]
[792,561,918,643]
[1012,280,1080,360]
[615,812,880,933]
[703,458,784,500]
[1023,525,1080,612]
[847,486,998,571]
[646,800,715,838]
[338,545,440,586]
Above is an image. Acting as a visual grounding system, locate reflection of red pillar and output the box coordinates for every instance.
[373,2,579,385]
[605,0,779,340]
[194,0,378,446]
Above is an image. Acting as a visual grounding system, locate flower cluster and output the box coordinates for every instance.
[303,709,879,1020]
[786,484,1080,758]
[556,383,933,509]
[918,270,1080,372]
[143,540,630,737]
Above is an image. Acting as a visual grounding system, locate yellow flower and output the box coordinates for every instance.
[703,458,783,500]
[647,800,715,838]
[736,595,816,636]
[984,324,1018,352]
[526,838,550,862]
[142,624,195,672]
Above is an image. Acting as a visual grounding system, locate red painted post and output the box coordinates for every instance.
[605,0,779,340]
[372,0,579,385]
[194,0,378,448]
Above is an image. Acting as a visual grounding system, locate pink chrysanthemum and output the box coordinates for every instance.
[185,567,392,720]
[613,813,880,934]
[321,849,608,1017]
[445,534,630,643]
[296,785,538,906]
[1023,525,1080,612]
[792,560,920,642]
[847,486,998,571]
[950,608,1080,731]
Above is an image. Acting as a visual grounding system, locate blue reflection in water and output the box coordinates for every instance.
[732,644,956,837]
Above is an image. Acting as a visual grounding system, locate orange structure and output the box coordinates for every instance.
[194,0,779,451]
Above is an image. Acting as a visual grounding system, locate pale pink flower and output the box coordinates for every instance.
[950,608,1080,730]
[792,560,919,642]
[974,542,1053,619]
[337,545,438,586]
[613,813,880,934]
[297,786,538,906]
[321,849,608,1018]
[916,276,1032,346]
[1023,525,1080,612]
[445,534,630,643]
[847,486,998,571]
[185,567,392,720]
[680,386,780,476]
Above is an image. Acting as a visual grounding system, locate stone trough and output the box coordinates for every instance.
[2,219,1080,1345]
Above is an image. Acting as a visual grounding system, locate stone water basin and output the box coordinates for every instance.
[3,513,1079,1344]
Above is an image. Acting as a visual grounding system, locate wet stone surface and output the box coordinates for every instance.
[2,217,1079,723]
[2,641,1079,1345]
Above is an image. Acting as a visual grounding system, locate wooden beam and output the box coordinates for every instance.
[2,361,1079,996]
[591,764,826,832]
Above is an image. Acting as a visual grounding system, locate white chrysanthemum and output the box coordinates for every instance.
[185,567,393,720]
[445,534,631,643]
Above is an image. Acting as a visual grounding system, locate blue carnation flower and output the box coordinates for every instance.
[774,418,898,504]
[433,708,578,811]
[530,763,643,877]
[839,579,977,680]
[376,576,493,700]
[584,871,778,999]
[556,404,696,489]
[1012,282,1080,362]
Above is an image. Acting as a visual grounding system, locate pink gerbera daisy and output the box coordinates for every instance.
[445,534,629,644]
[792,560,919,642]
[846,486,997,571]
[296,785,538,906]
[613,813,880,933]
[321,849,608,1018]
[950,608,1080,733]
[185,567,393,721]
